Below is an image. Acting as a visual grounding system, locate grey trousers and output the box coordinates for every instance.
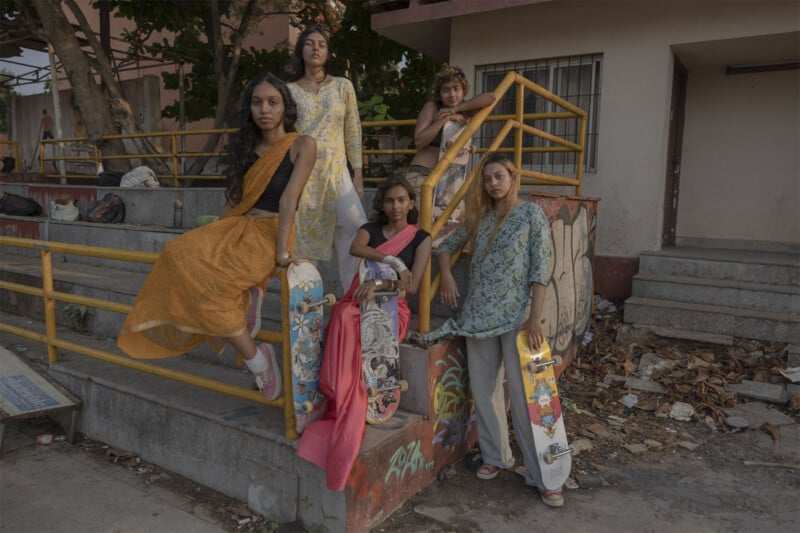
[466,330,550,490]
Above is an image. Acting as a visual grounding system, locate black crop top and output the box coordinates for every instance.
[361,222,430,268]
[252,151,294,212]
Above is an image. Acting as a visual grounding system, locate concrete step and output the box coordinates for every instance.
[639,248,800,286]
[2,183,226,228]
[0,312,475,532]
[0,249,457,376]
[632,273,800,314]
[624,296,800,344]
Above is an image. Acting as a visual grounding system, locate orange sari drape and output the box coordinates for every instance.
[118,134,298,359]
[296,224,417,491]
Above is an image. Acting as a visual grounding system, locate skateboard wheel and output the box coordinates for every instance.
[324,293,336,306]
[368,386,378,398]
[301,401,314,413]
[526,361,537,373]
[544,452,555,465]
[297,302,310,314]
[399,379,409,392]
[553,355,563,366]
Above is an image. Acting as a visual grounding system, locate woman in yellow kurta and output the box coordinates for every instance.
[287,25,367,291]
[118,72,316,401]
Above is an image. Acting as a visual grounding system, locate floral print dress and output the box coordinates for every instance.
[288,77,363,261]
[426,201,552,340]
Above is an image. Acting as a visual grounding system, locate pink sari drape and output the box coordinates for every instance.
[297,224,417,490]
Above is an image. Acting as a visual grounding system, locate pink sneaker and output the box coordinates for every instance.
[246,286,263,338]
[253,343,282,400]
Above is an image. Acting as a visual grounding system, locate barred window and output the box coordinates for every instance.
[476,53,602,174]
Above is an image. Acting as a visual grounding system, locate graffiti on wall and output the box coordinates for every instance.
[384,440,434,484]
[533,195,597,361]
[432,347,474,451]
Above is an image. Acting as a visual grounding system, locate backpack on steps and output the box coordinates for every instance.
[86,193,125,223]
[0,192,43,216]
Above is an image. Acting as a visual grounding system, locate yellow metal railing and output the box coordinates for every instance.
[0,140,19,173]
[405,71,588,332]
[22,71,586,335]
[0,235,301,440]
[39,129,237,185]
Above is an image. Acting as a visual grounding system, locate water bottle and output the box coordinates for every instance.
[173,199,183,228]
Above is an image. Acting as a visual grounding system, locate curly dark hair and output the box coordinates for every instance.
[432,64,469,105]
[225,72,297,206]
[370,175,419,226]
[286,25,333,82]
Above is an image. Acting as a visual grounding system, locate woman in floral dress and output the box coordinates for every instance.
[286,25,367,290]
[426,152,564,508]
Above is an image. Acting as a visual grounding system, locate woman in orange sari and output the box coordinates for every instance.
[297,176,432,491]
[118,72,316,401]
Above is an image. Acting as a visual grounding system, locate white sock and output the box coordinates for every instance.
[244,347,268,375]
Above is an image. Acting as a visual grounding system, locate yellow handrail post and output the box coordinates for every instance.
[171,134,180,188]
[418,177,434,332]
[280,271,298,440]
[514,77,524,171]
[575,114,587,196]
[38,245,59,364]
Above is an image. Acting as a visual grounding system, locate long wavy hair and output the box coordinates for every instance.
[225,72,298,206]
[286,25,332,82]
[370,175,419,226]
[464,152,522,253]
[432,64,469,105]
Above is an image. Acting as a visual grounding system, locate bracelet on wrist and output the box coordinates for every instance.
[373,279,383,289]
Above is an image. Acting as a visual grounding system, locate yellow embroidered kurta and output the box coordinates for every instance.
[288,77,362,261]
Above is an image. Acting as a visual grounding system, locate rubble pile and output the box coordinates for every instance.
[558,297,798,475]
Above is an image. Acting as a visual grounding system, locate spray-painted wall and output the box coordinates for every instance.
[531,192,598,370]
[346,338,475,531]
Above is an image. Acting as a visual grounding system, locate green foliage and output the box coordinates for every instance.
[63,303,95,321]
[102,0,291,122]
[293,0,441,122]
[358,95,393,122]
[63,304,95,333]
[160,47,291,122]
[95,0,440,125]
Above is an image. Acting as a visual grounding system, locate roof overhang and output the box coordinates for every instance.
[369,0,553,60]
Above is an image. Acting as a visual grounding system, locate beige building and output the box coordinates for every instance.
[371,0,800,298]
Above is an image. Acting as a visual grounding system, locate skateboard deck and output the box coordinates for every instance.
[287,261,334,434]
[517,333,572,490]
[359,260,405,425]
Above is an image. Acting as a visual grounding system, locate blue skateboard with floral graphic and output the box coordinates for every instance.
[287,261,335,434]
[518,334,573,490]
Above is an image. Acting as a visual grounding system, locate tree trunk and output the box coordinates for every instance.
[29,0,130,173]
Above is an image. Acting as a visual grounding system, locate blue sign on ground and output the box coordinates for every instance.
[0,374,59,413]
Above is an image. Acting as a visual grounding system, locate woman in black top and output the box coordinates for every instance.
[296,175,431,491]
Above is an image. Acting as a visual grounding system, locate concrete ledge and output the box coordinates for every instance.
[0,311,475,532]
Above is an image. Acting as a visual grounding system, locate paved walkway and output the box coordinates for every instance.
[1,431,225,533]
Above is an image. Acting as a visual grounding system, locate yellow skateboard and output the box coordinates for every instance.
[517,333,572,490]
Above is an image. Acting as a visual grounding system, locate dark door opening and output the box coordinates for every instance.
[662,57,687,247]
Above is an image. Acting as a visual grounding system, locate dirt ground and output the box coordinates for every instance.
[372,301,800,532]
[4,301,799,532]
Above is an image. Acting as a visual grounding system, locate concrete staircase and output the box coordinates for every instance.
[624,246,800,344]
[1,183,473,532]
